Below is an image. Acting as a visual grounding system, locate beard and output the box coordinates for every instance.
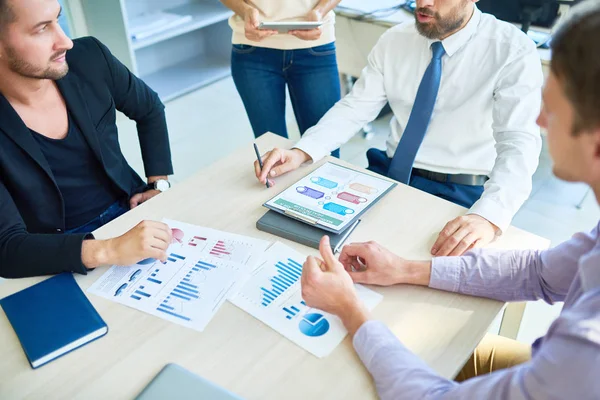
[4,46,69,80]
[415,0,471,39]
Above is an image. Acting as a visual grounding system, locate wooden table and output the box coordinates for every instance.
[0,133,549,399]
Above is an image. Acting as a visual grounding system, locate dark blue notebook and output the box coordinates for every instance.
[0,273,108,369]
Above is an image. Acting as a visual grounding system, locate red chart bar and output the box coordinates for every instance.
[211,249,231,255]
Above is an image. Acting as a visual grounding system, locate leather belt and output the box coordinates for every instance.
[412,168,489,186]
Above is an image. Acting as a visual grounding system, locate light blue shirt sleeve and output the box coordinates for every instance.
[352,223,600,399]
[353,300,600,400]
[429,225,599,303]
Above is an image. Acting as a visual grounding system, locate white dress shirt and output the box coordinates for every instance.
[295,7,543,232]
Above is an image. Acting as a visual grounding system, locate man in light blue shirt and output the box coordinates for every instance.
[299,2,600,398]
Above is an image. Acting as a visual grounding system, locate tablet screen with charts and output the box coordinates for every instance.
[264,162,397,233]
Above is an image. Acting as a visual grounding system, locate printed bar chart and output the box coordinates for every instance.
[210,241,231,257]
[188,236,207,247]
[167,253,186,263]
[195,260,217,271]
[261,258,303,307]
[88,218,270,333]
[283,305,302,320]
[230,240,384,357]
[156,296,191,321]
[155,257,226,321]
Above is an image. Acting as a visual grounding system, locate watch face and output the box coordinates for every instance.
[156,180,170,192]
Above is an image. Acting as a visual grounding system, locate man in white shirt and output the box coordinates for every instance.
[254,0,543,257]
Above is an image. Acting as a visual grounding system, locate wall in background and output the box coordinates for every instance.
[58,0,71,36]
[63,0,89,37]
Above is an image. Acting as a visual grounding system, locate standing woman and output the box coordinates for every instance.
[221,0,342,157]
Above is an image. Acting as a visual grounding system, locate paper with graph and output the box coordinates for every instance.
[87,220,270,332]
[230,242,383,358]
[264,162,396,233]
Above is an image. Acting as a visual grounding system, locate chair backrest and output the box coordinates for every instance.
[477,0,560,28]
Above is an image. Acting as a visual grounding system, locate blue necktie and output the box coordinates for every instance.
[388,42,446,184]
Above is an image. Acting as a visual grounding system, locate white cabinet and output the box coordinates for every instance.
[80,0,233,102]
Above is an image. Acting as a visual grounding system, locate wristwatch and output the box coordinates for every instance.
[150,179,171,192]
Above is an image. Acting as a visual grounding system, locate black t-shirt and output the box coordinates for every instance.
[30,113,123,230]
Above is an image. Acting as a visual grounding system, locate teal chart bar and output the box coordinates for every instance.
[261,258,303,307]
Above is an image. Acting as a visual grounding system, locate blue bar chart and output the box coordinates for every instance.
[283,305,301,320]
[156,296,191,321]
[155,258,219,322]
[261,258,303,307]
[88,219,270,333]
[195,260,216,271]
[166,253,186,263]
[147,267,163,284]
[230,241,388,357]
[282,300,307,320]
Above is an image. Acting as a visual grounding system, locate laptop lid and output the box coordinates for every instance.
[136,364,244,400]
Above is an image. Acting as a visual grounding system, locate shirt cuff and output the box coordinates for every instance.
[82,233,95,272]
[429,257,463,293]
[64,233,92,276]
[467,196,513,234]
[352,320,403,368]
[294,136,330,164]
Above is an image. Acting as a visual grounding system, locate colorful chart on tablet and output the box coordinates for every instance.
[264,162,396,233]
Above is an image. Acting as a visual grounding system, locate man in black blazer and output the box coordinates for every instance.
[0,0,175,278]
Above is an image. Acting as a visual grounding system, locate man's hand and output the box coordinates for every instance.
[254,148,311,186]
[244,7,277,42]
[431,214,499,257]
[130,189,161,209]
[340,241,432,287]
[301,236,370,336]
[289,9,323,41]
[82,221,173,268]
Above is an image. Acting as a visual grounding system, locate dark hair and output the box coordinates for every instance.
[0,0,15,32]
[551,1,600,134]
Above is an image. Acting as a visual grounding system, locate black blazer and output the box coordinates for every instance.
[0,37,173,279]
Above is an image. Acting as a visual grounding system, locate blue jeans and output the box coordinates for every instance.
[366,148,484,208]
[66,200,129,234]
[231,42,341,158]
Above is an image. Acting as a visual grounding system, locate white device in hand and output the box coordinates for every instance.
[258,21,323,32]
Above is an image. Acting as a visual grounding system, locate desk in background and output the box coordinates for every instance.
[0,133,549,399]
[335,1,556,80]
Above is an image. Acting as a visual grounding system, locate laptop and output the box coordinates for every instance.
[136,364,244,400]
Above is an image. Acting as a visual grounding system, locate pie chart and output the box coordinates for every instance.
[171,228,185,244]
[299,313,330,337]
